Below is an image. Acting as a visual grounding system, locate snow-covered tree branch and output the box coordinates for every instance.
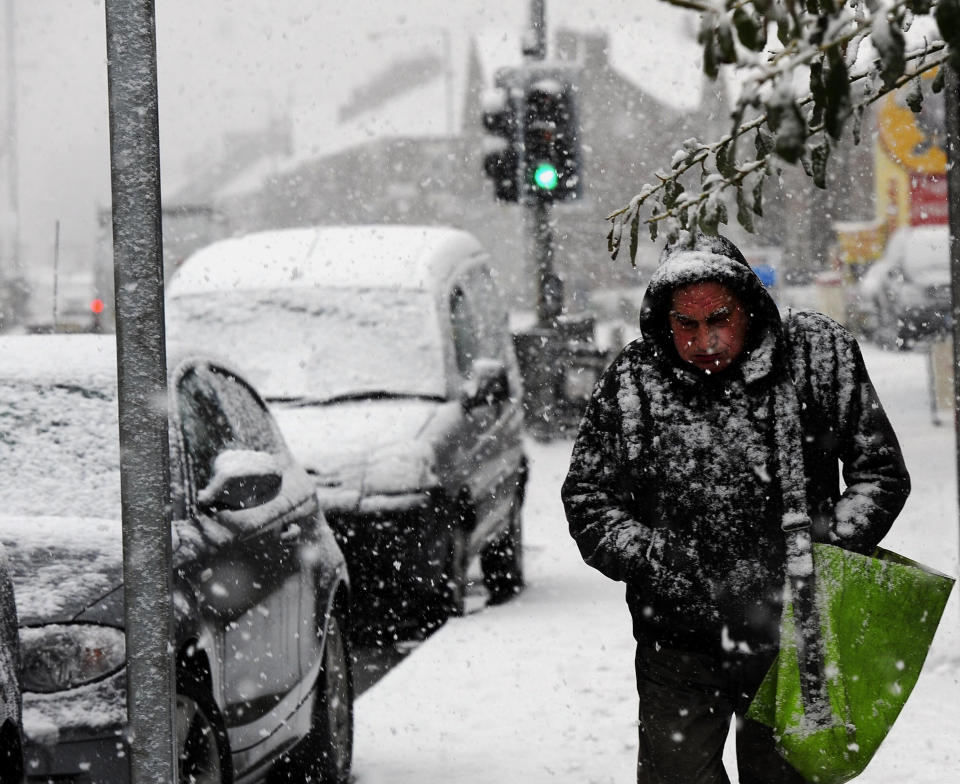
[607,0,960,264]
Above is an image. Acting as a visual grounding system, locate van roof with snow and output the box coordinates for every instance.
[167,224,486,295]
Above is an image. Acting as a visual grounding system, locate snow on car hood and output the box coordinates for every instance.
[270,399,444,506]
[0,515,122,625]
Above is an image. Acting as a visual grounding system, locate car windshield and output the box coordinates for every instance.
[167,287,447,402]
[0,379,121,518]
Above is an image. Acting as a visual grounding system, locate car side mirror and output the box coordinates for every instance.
[461,358,509,409]
[197,449,283,512]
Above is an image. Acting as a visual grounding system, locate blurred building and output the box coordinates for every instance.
[113,25,872,323]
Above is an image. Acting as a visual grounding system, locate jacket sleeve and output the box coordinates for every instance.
[795,313,911,554]
[560,354,699,591]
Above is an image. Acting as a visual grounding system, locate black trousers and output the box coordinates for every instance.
[635,645,809,784]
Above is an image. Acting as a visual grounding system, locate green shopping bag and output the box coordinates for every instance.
[747,543,955,784]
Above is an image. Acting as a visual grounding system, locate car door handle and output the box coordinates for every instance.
[280,522,302,542]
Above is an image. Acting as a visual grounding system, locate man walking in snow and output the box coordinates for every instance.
[561,234,910,783]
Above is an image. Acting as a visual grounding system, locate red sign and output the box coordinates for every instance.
[909,174,948,225]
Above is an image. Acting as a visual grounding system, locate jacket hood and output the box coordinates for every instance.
[639,234,784,381]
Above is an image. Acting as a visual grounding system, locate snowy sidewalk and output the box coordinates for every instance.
[351,345,959,784]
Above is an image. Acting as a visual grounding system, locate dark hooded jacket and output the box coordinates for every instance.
[561,236,910,656]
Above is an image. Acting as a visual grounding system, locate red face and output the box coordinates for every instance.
[669,281,749,374]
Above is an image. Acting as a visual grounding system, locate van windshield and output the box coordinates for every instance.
[167,288,447,402]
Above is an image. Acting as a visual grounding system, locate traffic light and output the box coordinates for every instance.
[90,298,104,333]
[523,75,581,202]
[481,79,521,202]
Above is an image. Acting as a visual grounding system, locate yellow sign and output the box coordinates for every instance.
[877,69,946,175]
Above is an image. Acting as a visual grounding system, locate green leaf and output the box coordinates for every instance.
[811,139,830,189]
[852,104,865,146]
[755,128,775,157]
[666,222,680,246]
[698,194,728,237]
[777,15,792,47]
[736,186,755,234]
[733,8,764,52]
[663,179,684,209]
[649,219,659,243]
[629,210,640,265]
[932,67,946,94]
[809,60,826,128]
[824,54,851,139]
[716,140,737,179]
[905,78,923,113]
[873,18,906,90]
[716,19,737,64]
[702,28,719,79]
[935,0,960,59]
[752,176,764,217]
[771,103,806,164]
[698,206,719,236]
[606,225,614,255]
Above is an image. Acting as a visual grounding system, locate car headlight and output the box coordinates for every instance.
[20,624,126,693]
[363,442,438,495]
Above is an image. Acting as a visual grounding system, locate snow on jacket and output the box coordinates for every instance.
[561,236,910,655]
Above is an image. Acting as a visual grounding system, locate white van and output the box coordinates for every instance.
[167,225,528,632]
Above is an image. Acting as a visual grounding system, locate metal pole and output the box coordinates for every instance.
[52,220,59,329]
[4,0,20,279]
[442,29,454,136]
[945,63,960,594]
[103,2,176,782]
[528,0,546,59]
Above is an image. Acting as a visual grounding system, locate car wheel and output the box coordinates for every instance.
[176,685,229,784]
[874,299,901,351]
[277,607,354,784]
[436,520,468,618]
[417,504,467,629]
[0,721,23,784]
[480,485,525,604]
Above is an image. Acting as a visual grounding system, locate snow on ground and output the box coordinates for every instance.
[351,343,960,783]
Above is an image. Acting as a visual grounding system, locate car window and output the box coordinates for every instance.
[178,367,234,493]
[206,367,286,459]
[464,266,508,362]
[178,365,286,493]
[167,287,446,401]
[450,287,480,376]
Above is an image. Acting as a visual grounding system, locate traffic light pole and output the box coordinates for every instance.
[525,0,562,329]
[533,199,562,326]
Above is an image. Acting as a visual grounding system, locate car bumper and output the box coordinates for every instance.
[25,731,128,783]
[22,668,128,783]
[323,491,440,611]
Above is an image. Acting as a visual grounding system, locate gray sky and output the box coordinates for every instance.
[4,0,691,316]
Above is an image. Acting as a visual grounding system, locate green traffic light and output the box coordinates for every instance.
[532,161,559,191]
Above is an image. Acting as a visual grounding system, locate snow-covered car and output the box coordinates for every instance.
[0,544,23,784]
[166,225,528,630]
[853,225,950,347]
[0,334,353,784]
